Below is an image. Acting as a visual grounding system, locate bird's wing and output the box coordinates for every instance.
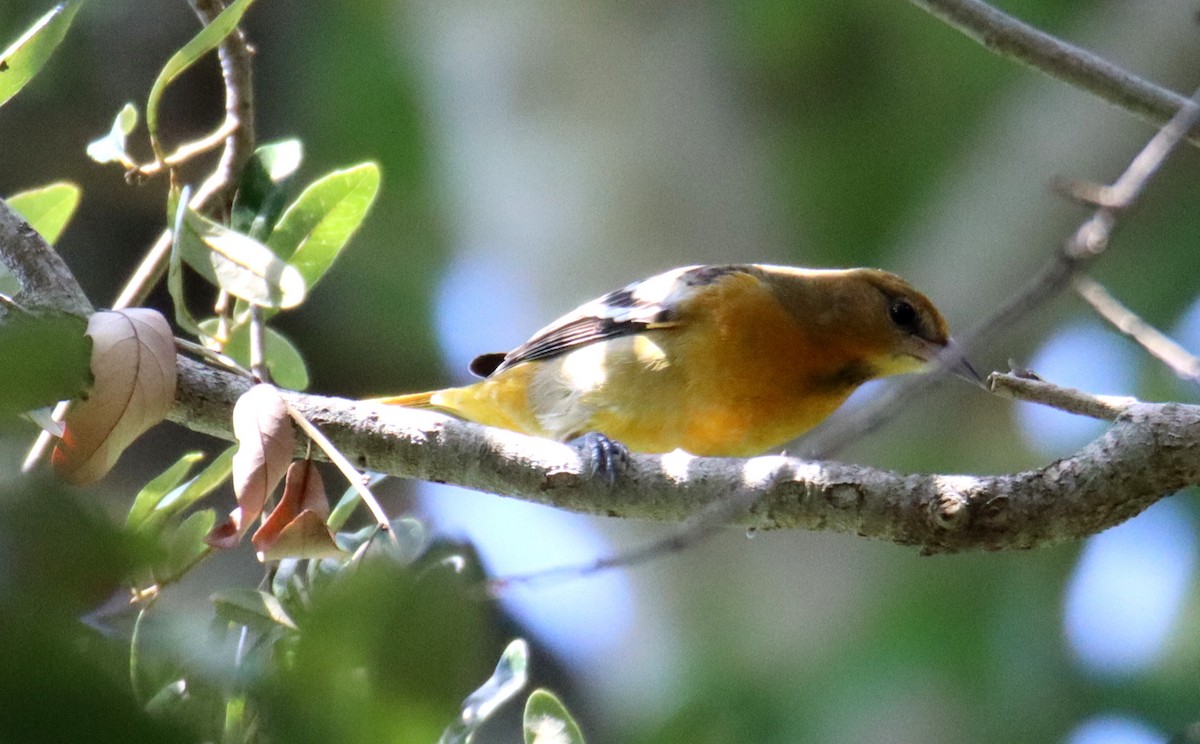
[471,264,753,377]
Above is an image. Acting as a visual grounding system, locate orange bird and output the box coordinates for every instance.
[374,264,981,457]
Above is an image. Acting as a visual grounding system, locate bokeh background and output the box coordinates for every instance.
[2,0,1200,742]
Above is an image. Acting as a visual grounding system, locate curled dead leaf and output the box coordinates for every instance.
[204,509,243,550]
[52,309,177,485]
[206,383,295,548]
[252,459,342,560]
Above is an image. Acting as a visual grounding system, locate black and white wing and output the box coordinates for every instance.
[469,264,751,378]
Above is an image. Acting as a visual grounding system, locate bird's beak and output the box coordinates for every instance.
[939,338,987,389]
[913,337,986,388]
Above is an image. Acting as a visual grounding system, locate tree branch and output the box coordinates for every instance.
[987,370,1136,420]
[906,0,1200,147]
[4,174,1198,558]
[157,350,1200,554]
[0,201,91,317]
[1073,275,1200,385]
[187,0,256,212]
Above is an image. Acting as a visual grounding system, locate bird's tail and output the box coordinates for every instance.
[370,390,438,408]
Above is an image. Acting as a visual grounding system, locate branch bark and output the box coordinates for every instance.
[156,350,1200,554]
[4,190,1199,556]
[0,204,91,318]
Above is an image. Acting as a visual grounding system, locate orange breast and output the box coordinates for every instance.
[667,273,857,455]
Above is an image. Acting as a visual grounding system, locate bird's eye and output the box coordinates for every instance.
[888,299,918,330]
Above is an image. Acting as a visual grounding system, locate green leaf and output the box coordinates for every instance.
[145,0,258,156]
[212,588,297,632]
[0,311,90,417]
[198,318,309,390]
[166,186,206,337]
[334,516,426,565]
[270,557,310,617]
[0,2,82,107]
[126,451,205,529]
[159,508,216,581]
[177,205,306,308]
[222,696,249,744]
[7,181,81,244]
[142,446,235,531]
[523,690,585,744]
[326,472,388,532]
[130,608,186,711]
[268,163,381,289]
[86,103,139,165]
[440,639,529,744]
[231,139,303,240]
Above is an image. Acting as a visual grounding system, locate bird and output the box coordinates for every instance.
[373,264,981,458]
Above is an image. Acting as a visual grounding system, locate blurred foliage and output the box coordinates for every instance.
[0,479,570,743]
[726,0,1095,264]
[0,481,186,743]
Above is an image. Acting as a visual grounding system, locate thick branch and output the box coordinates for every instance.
[166,357,1200,554]
[0,200,92,317]
[907,0,1200,147]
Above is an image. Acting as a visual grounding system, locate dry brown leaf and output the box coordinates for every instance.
[251,460,321,539]
[204,513,242,550]
[256,510,344,561]
[206,384,295,548]
[52,309,177,485]
[252,460,342,560]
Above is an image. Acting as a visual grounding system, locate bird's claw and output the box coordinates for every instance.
[572,431,630,485]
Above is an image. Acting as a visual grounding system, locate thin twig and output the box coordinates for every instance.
[283,403,395,537]
[1073,275,1200,384]
[130,118,241,181]
[987,371,1137,420]
[798,84,1200,459]
[489,485,758,590]
[248,305,268,382]
[175,336,253,377]
[113,0,256,311]
[906,0,1200,149]
[187,0,256,213]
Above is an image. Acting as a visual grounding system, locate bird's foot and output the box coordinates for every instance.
[571,431,630,485]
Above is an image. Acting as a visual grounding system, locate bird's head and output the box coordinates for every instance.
[843,268,982,385]
[765,265,983,387]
